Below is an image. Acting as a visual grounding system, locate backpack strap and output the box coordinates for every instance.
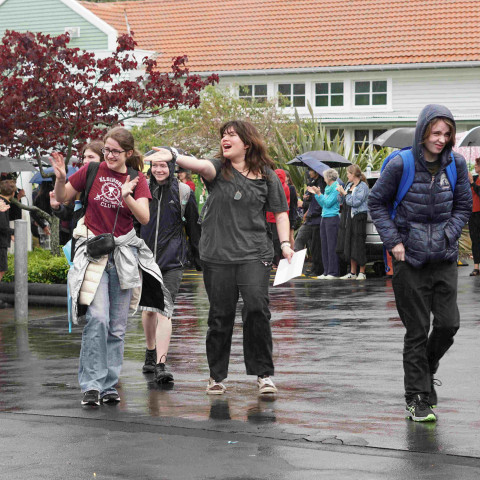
[391,149,415,220]
[446,153,457,192]
[81,161,101,215]
[178,181,191,220]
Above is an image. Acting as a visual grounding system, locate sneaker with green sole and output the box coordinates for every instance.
[406,394,436,422]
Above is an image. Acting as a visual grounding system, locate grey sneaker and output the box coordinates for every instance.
[356,272,366,280]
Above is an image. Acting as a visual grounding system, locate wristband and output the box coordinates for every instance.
[169,147,179,162]
[280,241,291,250]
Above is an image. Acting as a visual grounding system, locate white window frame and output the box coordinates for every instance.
[351,78,392,110]
[313,81,345,109]
[276,82,306,109]
[238,83,268,103]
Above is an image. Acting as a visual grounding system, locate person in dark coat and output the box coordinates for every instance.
[369,104,472,422]
[294,169,325,276]
[140,151,201,384]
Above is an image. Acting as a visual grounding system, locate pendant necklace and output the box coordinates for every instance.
[233,167,249,201]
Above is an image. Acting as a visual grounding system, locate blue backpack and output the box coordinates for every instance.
[380,147,457,220]
[380,147,457,272]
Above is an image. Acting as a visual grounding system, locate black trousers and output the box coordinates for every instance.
[469,211,480,264]
[202,261,274,382]
[392,260,459,400]
[294,223,323,275]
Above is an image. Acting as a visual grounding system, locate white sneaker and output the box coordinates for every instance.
[356,272,366,280]
[340,272,357,279]
[324,275,338,279]
[316,274,327,279]
[257,376,278,395]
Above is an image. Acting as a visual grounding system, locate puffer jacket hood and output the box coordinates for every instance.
[412,104,456,169]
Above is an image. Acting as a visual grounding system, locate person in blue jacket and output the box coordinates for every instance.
[140,151,201,384]
[307,168,341,278]
[369,104,472,422]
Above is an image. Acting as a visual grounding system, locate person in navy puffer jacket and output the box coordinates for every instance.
[369,104,472,422]
[139,151,201,385]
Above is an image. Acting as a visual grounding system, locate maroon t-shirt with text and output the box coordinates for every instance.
[69,162,151,236]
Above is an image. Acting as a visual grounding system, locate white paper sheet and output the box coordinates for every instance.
[273,249,307,286]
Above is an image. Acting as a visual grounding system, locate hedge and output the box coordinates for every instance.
[4,248,69,284]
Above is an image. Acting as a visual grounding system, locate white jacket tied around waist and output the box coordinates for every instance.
[68,218,173,325]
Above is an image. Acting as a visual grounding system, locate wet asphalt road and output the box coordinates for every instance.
[0,267,479,479]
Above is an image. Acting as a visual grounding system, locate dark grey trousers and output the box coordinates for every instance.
[202,261,274,382]
[392,259,460,400]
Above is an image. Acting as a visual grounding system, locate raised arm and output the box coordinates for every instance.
[50,152,78,203]
[150,148,217,182]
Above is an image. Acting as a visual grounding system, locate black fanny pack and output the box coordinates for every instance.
[85,233,115,258]
[85,197,121,258]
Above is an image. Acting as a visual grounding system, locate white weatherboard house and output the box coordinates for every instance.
[2,0,480,155]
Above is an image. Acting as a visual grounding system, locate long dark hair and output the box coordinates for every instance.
[103,127,144,171]
[216,120,275,179]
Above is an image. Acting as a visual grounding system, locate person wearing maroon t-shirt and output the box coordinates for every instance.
[51,127,153,407]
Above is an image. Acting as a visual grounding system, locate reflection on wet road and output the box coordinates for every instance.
[0,269,479,459]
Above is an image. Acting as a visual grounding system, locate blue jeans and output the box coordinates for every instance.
[78,254,133,396]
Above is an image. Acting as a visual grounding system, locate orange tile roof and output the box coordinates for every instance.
[80,0,480,73]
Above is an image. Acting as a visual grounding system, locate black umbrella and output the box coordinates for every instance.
[372,128,415,149]
[286,157,329,176]
[457,126,480,147]
[289,150,351,169]
[0,157,36,173]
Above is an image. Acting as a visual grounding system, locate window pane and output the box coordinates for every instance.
[255,96,267,104]
[355,81,370,93]
[355,94,370,106]
[354,130,369,142]
[315,83,328,95]
[329,129,344,142]
[372,94,387,105]
[331,95,343,107]
[315,96,328,107]
[293,95,305,107]
[373,80,387,93]
[239,85,252,97]
[372,129,387,140]
[254,84,267,96]
[293,83,305,95]
[331,82,343,94]
[278,84,291,96]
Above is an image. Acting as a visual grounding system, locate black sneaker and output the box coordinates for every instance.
[101,392,121,404]
[429,376,442,408]
[142,348,157,373]
[81,390,100,406]
[405,394,436,422]
[155,363,174,384]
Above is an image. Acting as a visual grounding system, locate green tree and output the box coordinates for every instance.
[272,103,389,195]
[131,85,296,157]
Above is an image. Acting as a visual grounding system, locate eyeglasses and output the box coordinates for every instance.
[102,147,126,158]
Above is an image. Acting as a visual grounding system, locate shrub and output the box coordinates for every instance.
[4,248,69,284]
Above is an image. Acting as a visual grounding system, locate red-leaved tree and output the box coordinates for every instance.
[0,30,218,254]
